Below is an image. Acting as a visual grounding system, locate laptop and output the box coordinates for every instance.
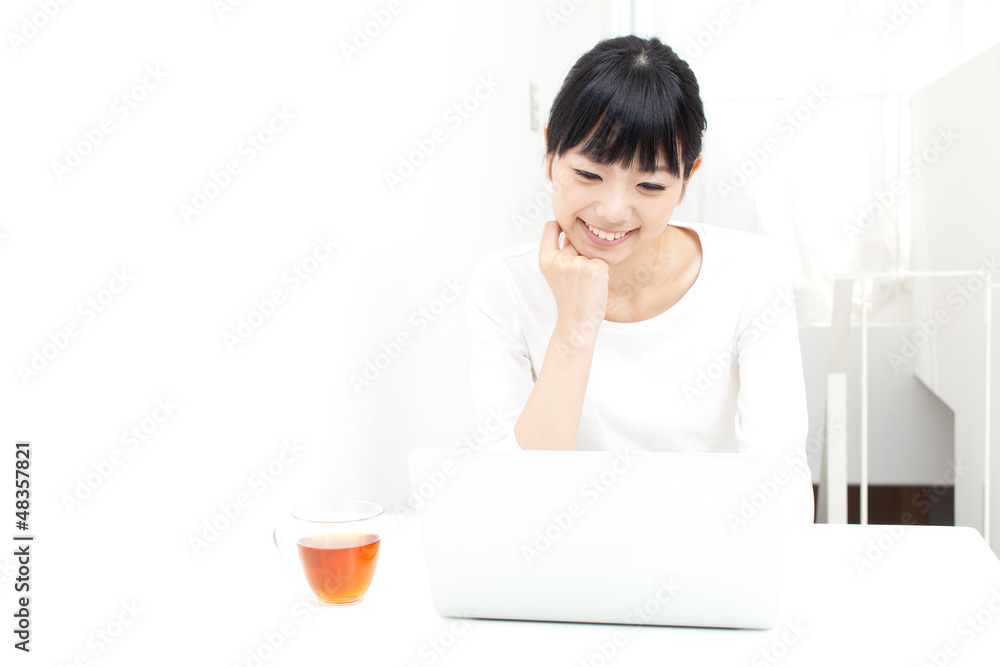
[407,448,784,629]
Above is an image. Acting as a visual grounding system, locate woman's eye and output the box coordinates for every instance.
[575,170,600,180]
[640,182,666,191]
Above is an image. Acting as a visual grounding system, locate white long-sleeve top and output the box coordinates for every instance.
[465,220,814,530]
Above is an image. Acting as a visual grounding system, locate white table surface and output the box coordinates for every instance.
[27,515,1000,666]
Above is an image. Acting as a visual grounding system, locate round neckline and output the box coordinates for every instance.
[598,220,707,334]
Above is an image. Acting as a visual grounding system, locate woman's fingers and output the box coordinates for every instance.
[540,220,578,259]
[541,220,573,256]
[537,219,609,329]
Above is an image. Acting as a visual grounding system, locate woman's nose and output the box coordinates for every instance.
[593,185,632,225]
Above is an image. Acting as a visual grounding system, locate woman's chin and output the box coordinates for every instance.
[579,247,620,264]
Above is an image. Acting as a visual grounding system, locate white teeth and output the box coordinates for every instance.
[585,222,628,241]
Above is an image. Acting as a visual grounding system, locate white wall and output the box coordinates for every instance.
[0,0,614,558]
[908,43,1000,547]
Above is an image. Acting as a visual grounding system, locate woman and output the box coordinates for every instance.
[466,35,813,530]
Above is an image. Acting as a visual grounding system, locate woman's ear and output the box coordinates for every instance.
[687,155,703,180]
[678,156,703,202]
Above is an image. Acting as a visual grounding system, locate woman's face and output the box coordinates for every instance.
[546,146,699,264]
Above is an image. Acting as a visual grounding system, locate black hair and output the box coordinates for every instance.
[545,35,706,180]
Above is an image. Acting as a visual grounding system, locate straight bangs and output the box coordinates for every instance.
[556,64,684,176]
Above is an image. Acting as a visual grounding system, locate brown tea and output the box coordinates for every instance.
[296,533,380,604]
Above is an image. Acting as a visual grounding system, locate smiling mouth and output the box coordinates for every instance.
[578,218,637,243]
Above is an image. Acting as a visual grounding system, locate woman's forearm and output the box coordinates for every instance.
[513,317,599,450]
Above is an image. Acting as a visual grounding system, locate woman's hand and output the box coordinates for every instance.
[514,220,609,450]
[538,219,609,338]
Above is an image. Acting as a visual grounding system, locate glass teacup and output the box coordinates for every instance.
[273,500,384,606]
